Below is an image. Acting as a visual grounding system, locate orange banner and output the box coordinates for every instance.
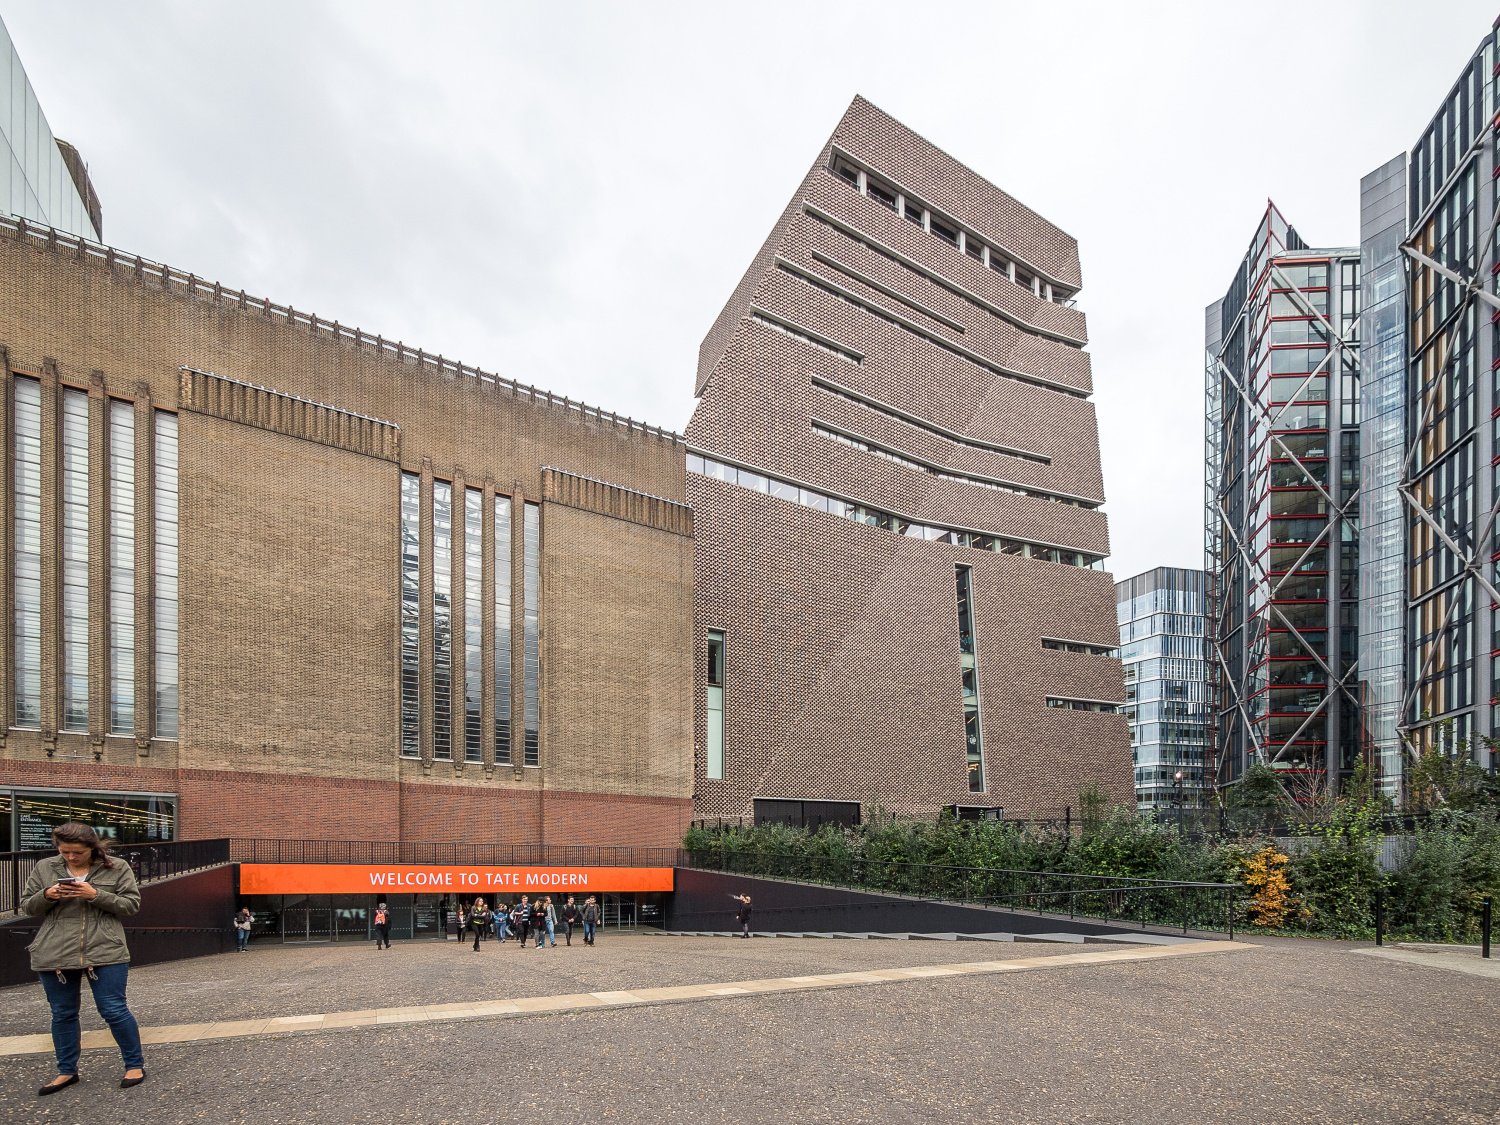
[238,864,675,896]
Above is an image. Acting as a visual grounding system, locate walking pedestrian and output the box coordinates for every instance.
[22,822,146,1096]
[732,893,752,938]
[561,895,581,946]
[537,897,557,948]
[233,906,252,953]
[372,901,392,950]
[581,896,599,946]
[469,898,492,952]
[493,901,510,943]
[512,895,532,949]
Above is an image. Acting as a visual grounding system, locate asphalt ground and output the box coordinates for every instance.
[0,933,1495,1124]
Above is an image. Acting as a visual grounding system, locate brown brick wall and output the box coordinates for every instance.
[541,503,694,802]
[0,219,695,851]
[687,98,1133,821]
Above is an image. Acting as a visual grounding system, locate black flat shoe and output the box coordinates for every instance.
[38,1074,78,1096]
[120,1070,146,1089]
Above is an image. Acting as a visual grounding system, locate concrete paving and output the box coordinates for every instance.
[0,933,1495,1123]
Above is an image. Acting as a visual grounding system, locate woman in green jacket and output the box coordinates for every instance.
[21,822,145,1096]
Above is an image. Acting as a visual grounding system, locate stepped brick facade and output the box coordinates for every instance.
[687,97,1132,822]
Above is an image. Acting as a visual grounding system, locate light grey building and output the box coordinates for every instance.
[1116,567,1209,812]
[1,15,101,240]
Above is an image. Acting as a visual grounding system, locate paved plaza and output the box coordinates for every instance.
[0,932,1495,1123]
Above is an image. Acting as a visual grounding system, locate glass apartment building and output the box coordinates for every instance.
[1206,203,1362,792]
[1393,27,1498,770]
[0,14,101,240]
[1116,568,1209,811]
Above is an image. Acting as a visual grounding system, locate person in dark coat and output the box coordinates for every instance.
[468,898,491,951]
[732,893,752,938]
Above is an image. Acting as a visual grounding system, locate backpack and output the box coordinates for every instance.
[374,908,388,925]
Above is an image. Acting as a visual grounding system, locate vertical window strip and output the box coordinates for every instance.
[956,565,985,792]
[431,480,453,761]
[493,495,512,764]
[108,401,135,734]
[522,502,539,767]
[12,377,42,727]
[60,390,89,730]
[706,631,724,780]
[153,412,179,738]
[398,472,421,757]
[463,488,483,763]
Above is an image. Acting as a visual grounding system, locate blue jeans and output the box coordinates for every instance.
[494,918,508,941]
[235,927,250,951]
[545,918,556,946]
[583,920,596,944]
[39,963,144,1074]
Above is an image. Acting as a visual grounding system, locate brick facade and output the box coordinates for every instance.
[0,216,694,849]
[687,97,1133,820]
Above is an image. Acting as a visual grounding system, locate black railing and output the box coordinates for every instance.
[1,837,230,915]
[684,849,1244,936]
[227,839,687,869]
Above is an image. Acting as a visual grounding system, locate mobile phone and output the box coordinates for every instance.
[55,877,85,888]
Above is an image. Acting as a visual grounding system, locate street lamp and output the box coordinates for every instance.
[1171,770,1185,836]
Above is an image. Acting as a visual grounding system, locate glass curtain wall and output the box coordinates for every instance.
[108,401,135,734]
[12,376,41,727]
[59,389,88,730]
[154,412,179,738]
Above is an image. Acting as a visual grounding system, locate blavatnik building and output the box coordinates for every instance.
[687,96,1133,825]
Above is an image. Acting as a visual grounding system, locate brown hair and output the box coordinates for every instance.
[52,822,115,868]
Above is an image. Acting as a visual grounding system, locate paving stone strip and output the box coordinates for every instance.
[0,939,1249,1059]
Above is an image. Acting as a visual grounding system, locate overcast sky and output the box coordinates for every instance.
[4,1,1494,581]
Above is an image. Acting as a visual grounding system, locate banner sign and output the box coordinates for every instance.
[238,864,675,895]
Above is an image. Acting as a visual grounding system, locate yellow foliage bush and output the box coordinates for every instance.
[1241,845,1302,928]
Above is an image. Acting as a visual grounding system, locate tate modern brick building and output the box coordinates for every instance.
[0,94,1131,858]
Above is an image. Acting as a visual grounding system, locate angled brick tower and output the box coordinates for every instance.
[687,96,1133,824]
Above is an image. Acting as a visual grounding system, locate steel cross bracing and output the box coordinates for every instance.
[1395,140,1500,772]
[1207,256,1362,787]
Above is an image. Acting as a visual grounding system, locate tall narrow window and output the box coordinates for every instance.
[12,377,41,727]
[60,389,90,730]
[706,630,725,779]
[431,480,453,761]
[956,565,984,792]
[463,487,483,763]
[154,412,179,738]
[493,494,512,764]
[108,401,135,734]
[522,502,540,767]
[399,472,421,757]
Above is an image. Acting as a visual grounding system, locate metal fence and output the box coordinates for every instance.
[684,848,1244,936]
[1,837,229,915]
[226,839,686,868]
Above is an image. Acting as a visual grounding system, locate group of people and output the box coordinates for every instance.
[450,894,599,950]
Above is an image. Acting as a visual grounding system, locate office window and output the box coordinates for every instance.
[154,412,179,738]
[956,566,985,792]
[109,401,135,734]
[522,502,540,766]
[59,389,90,730]
[494,494,512,764]
[12,377,41,727]
[432,480,453,761]
[463,488,483,763]
[707,630,725,779]
[399,473,421,758]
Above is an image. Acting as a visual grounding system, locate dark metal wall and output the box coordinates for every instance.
[667,868,1159,938]
[0,864,236,988]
